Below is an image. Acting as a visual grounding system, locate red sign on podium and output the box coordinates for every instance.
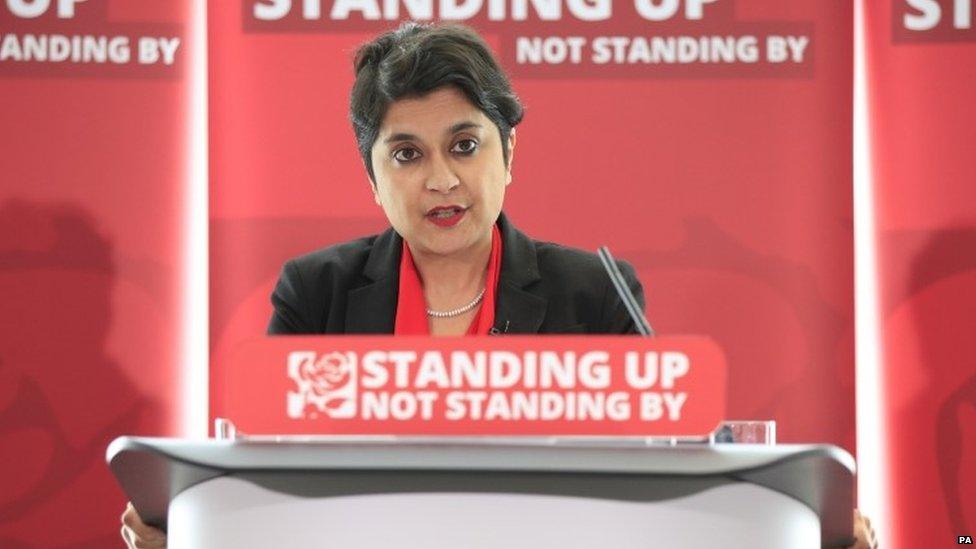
[216,336,726,437]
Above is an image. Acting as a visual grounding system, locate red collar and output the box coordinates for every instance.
[394,225,502,335]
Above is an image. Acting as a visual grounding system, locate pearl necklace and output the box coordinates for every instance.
[426,288,486,318]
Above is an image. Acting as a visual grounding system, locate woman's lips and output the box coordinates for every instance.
[426,206,467,228]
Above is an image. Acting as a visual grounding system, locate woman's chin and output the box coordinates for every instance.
[412,230,483,258]
[415,239,469,258]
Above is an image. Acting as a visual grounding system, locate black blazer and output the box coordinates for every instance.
[267,213,645,335]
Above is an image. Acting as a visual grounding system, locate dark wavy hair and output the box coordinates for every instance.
[350,22,524,183]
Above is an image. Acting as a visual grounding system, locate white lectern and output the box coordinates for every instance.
[107,436,854,548]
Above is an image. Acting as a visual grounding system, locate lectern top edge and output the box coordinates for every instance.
[108,435,854,476]
[107,436,855,547]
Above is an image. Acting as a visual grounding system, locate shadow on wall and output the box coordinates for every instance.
[0,198,157,547]
[906,228,976,536]
[622,217,854,449]
[209,215,388,356]
[938,373,975,535]
[881,225,976,544]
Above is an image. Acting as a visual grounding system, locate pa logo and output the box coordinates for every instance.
[287,351,357,419]
[960,535,974,544]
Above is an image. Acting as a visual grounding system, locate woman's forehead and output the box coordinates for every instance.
[379,87,491,139]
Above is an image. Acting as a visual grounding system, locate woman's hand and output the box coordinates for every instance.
[121,502,167,548]
[850,509,878,549]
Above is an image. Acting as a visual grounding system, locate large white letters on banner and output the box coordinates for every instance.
[383,0,434,20]
[634,0,717,21]
[331,0,382,19]
[4,0,86,18]
[904,0,974,30]
[440,0,481,20]
[254,0,290,20]
[251,0,715,22]
[904,0,941,30]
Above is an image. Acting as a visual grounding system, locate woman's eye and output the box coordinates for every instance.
[451,139,478,155]
[392,148,421,163]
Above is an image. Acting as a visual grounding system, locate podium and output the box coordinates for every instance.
[107,436,855,548]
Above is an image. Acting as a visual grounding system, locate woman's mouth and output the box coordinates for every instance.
[426,206,467,227]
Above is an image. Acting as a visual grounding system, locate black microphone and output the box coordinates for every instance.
[597,246,655,337]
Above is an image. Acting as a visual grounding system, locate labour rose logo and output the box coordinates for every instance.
[287,351,357,419]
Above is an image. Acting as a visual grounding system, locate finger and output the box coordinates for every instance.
[121,504,166,541]
[121,502,139,528]
[129,534,163,549]
[121,525,134,549]
[130,527,167,547]
[132,534,168,549]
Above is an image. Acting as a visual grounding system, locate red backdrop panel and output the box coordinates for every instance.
[0,1,192,546]
[867,1,976,547]
[210,1,854,452]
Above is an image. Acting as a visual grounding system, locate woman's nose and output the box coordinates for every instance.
[424,154,460,193]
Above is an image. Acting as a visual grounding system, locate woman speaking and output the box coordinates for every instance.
[266,22,645,337]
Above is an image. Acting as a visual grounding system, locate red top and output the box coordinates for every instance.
[394,225,502,335]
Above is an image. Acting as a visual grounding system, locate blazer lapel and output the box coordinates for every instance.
[494,213,547,334]
[344,227,401,333]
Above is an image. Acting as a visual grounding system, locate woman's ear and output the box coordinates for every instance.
[371,183,381,206]
[364,159,382,206]
[506,128,517,185]
[370,178,383,207]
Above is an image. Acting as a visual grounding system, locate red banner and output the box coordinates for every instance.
[867,1,976,547]
[218,336,726,436]
[0,2,194,546]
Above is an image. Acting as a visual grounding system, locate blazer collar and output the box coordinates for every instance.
[344,212,547,334]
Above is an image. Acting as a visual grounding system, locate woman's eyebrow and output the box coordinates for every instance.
[448,121,482,134]
[383,132,418,144]
[382,122,482,144]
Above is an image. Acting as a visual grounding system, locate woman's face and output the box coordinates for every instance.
[369,86,515,258]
